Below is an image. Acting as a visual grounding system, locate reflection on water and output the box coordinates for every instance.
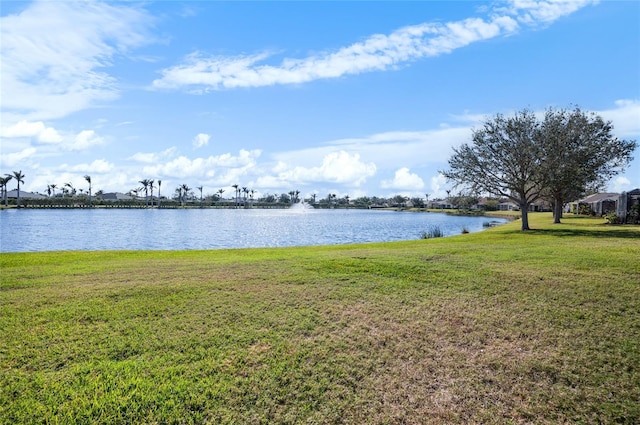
[0,208,506,252]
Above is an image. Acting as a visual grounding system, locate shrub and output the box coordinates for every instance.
[482,200,499,211]
[604,212,622,224]
[420,225,444,239]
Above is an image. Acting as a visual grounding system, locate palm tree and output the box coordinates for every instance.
[242,187,248,204]
[181,184,191,206]
[197,186,203,206]
[217,188,225,203]
[84,175,92,207]
[157,180,162,208]
[7,171,25,208]
[50,184,57,197]
[148,179,155,207]
[64,182,75,197]
[232,184,239,207]
[139,179,150,206]
[0,175,12,207]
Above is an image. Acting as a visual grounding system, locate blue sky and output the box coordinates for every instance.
[1,0,639,201]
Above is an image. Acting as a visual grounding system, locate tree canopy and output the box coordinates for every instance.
[441,107,636,230]
[539,107,636,223]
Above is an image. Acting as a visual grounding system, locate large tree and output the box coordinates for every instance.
[441,110,545,230]
[539,107,636,223]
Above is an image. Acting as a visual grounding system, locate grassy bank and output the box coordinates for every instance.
[1,214,639,424]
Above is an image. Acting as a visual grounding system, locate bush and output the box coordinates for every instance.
[420,225,444,239]
[577,204,593,215]
[604,212,622,224]
[482,200,499,211]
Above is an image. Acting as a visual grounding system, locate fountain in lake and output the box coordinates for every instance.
[289,202,314,212]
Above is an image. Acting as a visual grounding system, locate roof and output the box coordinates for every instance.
[6,190,47,199]
[101,192,135,200]
[577,193,619,203]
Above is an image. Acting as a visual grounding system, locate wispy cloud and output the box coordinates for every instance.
[0,0,155,121]
[152,0,595,92]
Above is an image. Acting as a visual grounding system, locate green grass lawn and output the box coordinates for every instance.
[1,213,639,424]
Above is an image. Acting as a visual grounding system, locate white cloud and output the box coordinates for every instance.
[67,159,114,174]
[142,149,261,179]
[430,173,449,198]
[0,1,155,121]
[598,99,640,139]
[153,17,516,91]
[71,130,105,151]
[38,127,64,144]
[267,150,377,187]
[0,120,62,143]
[192,133,211,148]
[1,120,45,138]
[152,0,595,91]
[499,0,597,26]
[381,167,425,190]
[128,147,178,164]
[0,147,37,168]
[611,176,631,192]
[273,127,471,173]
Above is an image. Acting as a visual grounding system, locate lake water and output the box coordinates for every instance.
[0,207,506,252]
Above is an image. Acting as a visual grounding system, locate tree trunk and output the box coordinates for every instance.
[520,202,530,230]
[553,198,563,224]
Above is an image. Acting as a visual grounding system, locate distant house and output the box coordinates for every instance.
[427,200,453,209]
[570,193,619,216]
[6,190,47,200]
[498,201,519,211]
[100,192,135,201]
